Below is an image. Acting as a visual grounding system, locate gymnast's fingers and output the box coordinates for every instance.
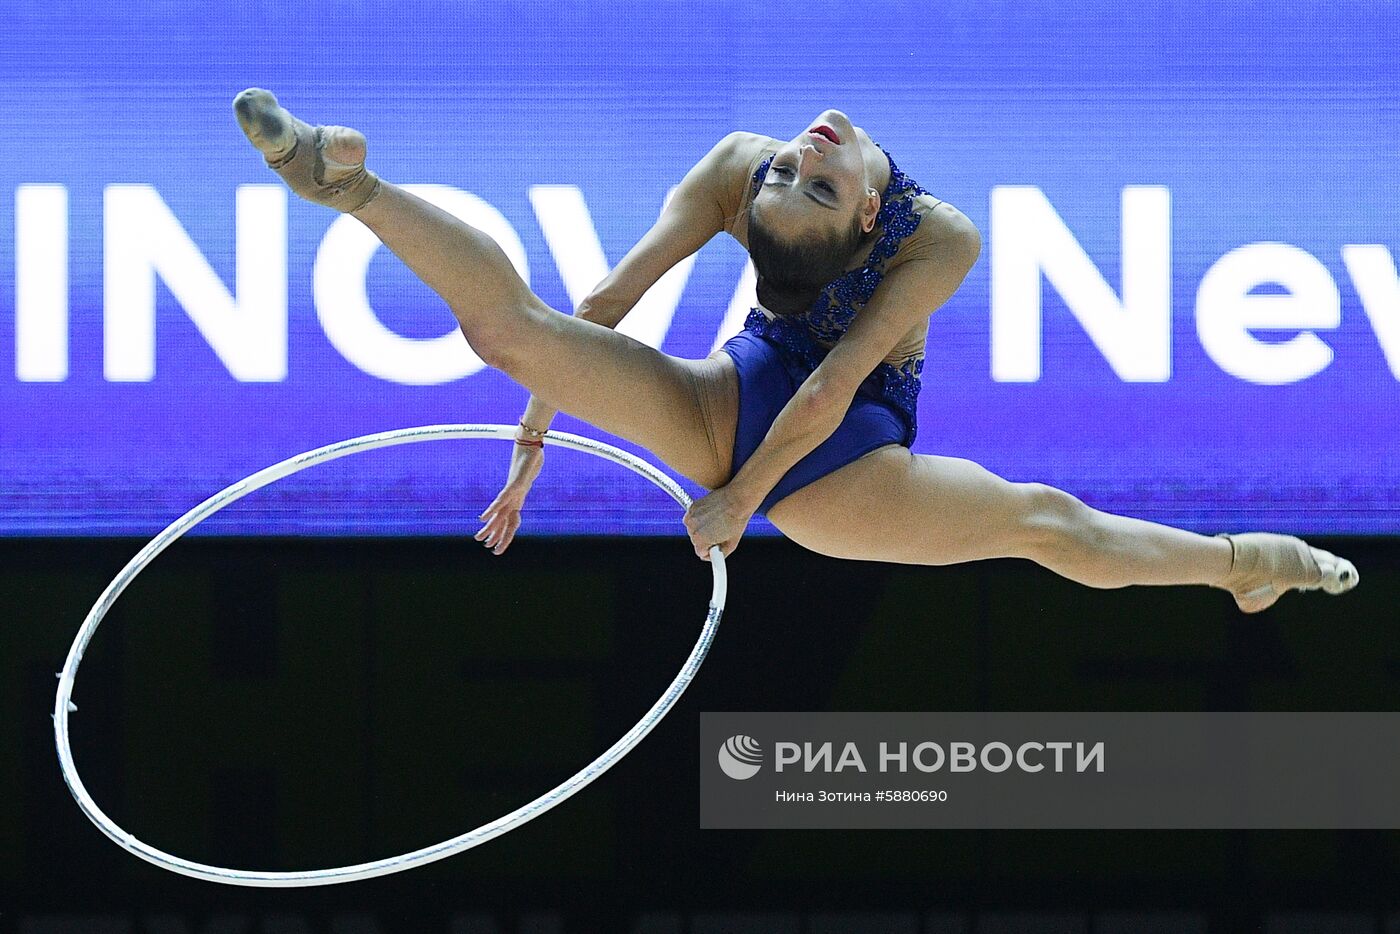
[476,500,502,533]
[474,511,499,542]
[493,515,521,555]
[476,510,511,548]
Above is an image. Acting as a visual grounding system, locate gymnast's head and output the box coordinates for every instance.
[747,109,882,316]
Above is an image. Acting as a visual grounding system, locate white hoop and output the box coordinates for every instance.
[53,424,726,887]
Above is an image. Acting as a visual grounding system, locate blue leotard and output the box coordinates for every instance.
[719,143,941,517]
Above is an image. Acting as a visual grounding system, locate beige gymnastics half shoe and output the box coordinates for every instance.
[1213,532,1359,614]
[232,87,381,213]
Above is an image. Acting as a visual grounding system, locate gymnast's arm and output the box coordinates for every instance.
[721,209,982,513]
[516,132,754,432]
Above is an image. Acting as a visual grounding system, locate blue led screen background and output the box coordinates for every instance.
[1,1,1395,536]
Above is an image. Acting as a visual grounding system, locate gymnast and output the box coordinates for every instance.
[233,89,1357,614]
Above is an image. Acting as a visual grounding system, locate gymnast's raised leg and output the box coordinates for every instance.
[232,88,737,490]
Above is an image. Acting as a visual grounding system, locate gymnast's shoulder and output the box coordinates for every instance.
[693,132,781,234]
[898,193,981,266]
[700,131,781,182]
[713,130,781,159]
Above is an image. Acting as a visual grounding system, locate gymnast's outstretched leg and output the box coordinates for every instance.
[232,89,736,489]
[765,445,1358,614]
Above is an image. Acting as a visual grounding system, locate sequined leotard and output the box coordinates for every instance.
[719,137,943,446]
[714,135,945,516]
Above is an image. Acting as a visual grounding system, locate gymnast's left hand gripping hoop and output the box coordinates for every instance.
[53,424,726,887]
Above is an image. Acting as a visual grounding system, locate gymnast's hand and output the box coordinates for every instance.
[683,484,754,561]
[475,440,544,555]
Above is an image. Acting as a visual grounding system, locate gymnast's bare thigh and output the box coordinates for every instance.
[763,443,1039,566]
[677,348,739,490]
[764,443,904,537]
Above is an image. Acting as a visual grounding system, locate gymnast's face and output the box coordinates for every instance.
[753,109,881,246]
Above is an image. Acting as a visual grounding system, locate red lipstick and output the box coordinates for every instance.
[809,125,841,145]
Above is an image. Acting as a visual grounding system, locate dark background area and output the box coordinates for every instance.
[4,534,1398,932]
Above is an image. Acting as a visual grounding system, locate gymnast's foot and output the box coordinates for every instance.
[232,88,382,213]
[1212,532,1359,614]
